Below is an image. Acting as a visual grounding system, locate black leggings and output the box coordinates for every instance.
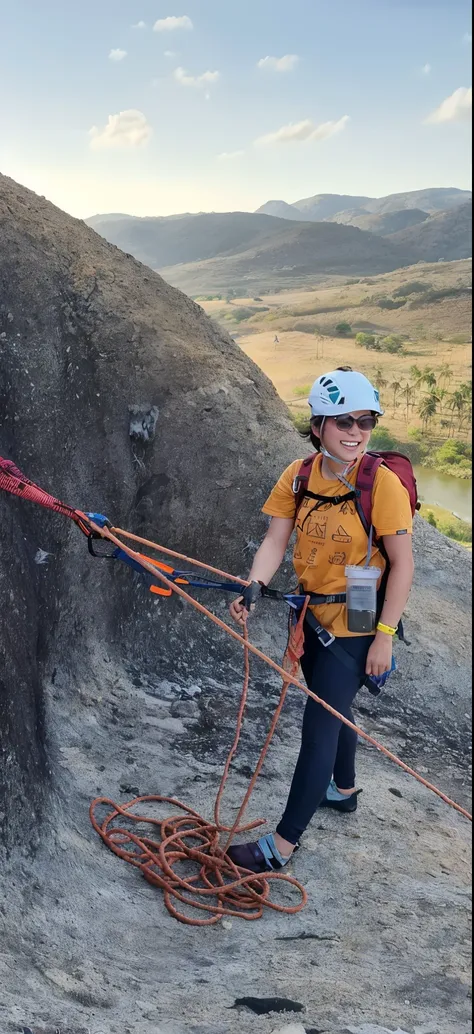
[276,623,373,845]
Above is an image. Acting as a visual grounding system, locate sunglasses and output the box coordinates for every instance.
[330,414,378,432]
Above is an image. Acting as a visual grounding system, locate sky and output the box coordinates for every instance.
[1,0,472,218]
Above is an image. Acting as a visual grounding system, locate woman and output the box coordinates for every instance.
[228,368,414,874]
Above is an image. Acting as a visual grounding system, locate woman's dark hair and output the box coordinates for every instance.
[297,366,354,450]
[298,415,323,451]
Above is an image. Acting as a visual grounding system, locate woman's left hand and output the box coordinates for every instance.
[366,633,393,678]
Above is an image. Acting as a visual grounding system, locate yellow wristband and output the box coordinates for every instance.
[377,621,397,636]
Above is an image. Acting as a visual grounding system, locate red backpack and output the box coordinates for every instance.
[293,451,420,538]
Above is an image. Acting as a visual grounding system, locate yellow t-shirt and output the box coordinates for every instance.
[262,454,413,637]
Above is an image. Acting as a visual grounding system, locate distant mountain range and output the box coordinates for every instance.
[256,187,471,224]
[86,187,472,295]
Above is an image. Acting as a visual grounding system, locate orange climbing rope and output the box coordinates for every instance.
[90,621,308,925]
[85,517,471,926]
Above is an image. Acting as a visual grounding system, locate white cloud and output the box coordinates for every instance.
[89,110,152,150]
[132,21,146,29]
[462,32,472,44]
[426,86,472,123]
[257,54,299,72]
[153,15,193,32]
[164,50,176,58]
[217,150,245,160]
[255,115,350,146]
[421,63,431,76]
[173,66,220,88]
[109,48,127,61]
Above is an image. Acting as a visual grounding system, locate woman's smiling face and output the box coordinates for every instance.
[320,411,374,463]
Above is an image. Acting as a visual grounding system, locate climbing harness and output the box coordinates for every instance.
[0,455,471,926]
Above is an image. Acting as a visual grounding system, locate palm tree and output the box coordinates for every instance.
[409,365,422,383]
[448,390,466,434]
[436,387,449,416]
[400,382,416,427]
[373,368,387,391]
[418,393,438,431]
[390,380,402,408]
[422,371,437,390]
[314,334,324,359]
[438,363,452,388]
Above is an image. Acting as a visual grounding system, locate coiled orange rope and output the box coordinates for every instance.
[86,518,471,925]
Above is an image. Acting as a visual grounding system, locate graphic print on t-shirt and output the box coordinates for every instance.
[306,515,328,539]
[306,547,318,565]
[329,551,346,565]
[332,524,352,543]
[340,499,356,515]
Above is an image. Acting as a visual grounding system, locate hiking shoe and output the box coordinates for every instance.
[226,833,298,873]
[320,780,361,813]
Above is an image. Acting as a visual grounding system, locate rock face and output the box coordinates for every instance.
[0,173,297,850]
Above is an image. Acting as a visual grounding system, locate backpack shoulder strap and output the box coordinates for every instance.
[355,452,384,535]
[292,454,318,518]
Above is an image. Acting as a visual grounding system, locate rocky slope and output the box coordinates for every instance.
[0,172,300,852]
[0,173,471,1034]
[388,201,472,262]
[329,208,430,236]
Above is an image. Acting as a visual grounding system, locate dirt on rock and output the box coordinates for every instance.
[0,175,472,1034]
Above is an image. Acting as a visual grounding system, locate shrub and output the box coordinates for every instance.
[438,519,472,543]
[380,335,404,354]
[393,281,431,297]
[435,439,472,466]
[226,307,256,322]
[291,410,310,433]
[426,510,437,527]
[293,384,312,398]
[335,321,352,336]
[400,439,428,464]
[424,286,470,302]
[369,426,397,450]
[369,426,427,465]
[377,297,406,309]
[355,332,376,349]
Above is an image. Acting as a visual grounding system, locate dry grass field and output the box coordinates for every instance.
[200,260,472,442]
[236,328,471,439]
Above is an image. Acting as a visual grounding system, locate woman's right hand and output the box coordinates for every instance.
[229,596,249,627]
[229,581,262,626]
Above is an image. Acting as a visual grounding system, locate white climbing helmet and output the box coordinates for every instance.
[308,369,384,417]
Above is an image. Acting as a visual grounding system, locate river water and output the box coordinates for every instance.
[414,467,472,523]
